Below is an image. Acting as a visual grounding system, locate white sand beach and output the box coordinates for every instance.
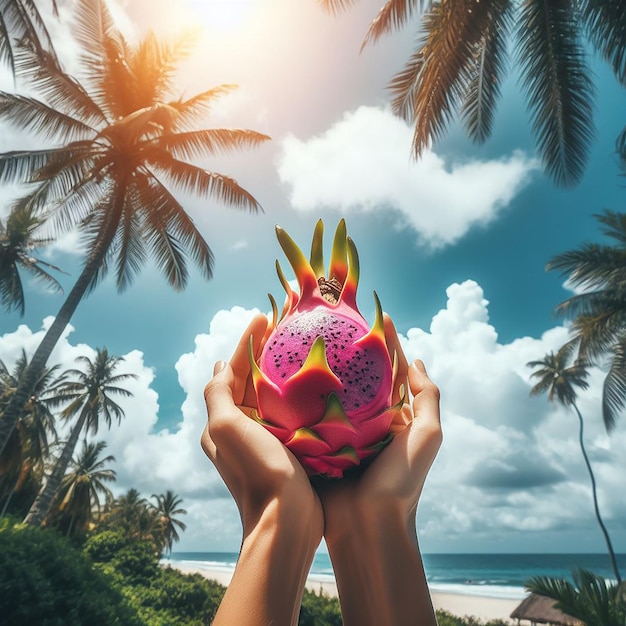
[169,563,521,623]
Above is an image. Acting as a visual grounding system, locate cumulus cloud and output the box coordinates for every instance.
[2,282,625,553]
[277,106,539,249]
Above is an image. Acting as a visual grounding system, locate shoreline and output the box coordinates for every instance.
[168,563,522,623]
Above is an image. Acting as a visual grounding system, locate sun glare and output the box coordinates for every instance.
[186,0,256,32]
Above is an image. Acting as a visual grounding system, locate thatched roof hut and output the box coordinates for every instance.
[510,593,581,626]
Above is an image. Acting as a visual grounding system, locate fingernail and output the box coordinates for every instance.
[214,360,226,375]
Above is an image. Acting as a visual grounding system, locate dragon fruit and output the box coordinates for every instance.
[249,219,404,478]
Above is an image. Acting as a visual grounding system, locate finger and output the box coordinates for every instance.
[204,361,238,427]
[409,360,440,422]
[383,314,409,405]
[229,314,269,404]
[406,360,442,464]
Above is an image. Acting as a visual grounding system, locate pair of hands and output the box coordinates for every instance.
[201,312,442,625]
[201,312,441,540]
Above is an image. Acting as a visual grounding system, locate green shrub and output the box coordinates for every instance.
[0,522,140,626]
[299,588,343,625]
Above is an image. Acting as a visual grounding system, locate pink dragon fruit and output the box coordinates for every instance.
[249,219,404,478]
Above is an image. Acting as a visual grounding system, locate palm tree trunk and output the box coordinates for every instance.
[0,258,101,456]
[0,190,127,457]
[573,402,622,584]
[24,411,87,526]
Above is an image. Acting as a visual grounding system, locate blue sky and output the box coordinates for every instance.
[1,0,625,554]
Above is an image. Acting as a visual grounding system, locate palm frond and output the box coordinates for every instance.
[169,85,238,128]
[516,0,595,187]
[392,0,493,157]
[73,0,116,63]
[153,157,263,212]
[111,199,148,292]
[14,40,105,126]
[547,245,626,291]
[318,0,361,15]
[582,0,626,85]
[460,0,514,143]
[602,335,626,432]
[362,0,426,48]
[131,31,198,105]
[0,91,95,143]
[134,174,214,281]
[0,0,58,75]
[388,46,425,123]
[154,128,270,161]
[596,210,626,244]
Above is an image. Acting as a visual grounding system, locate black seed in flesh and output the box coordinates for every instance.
[260,309,386,412]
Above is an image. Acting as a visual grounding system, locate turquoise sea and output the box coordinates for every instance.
[163,552,626,600]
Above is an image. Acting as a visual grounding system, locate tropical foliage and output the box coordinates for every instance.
[0,0,59,78]
[0,205,65,315]
[528,344,622,584]
[548,210,626,433]
[526,569,626,626]
[0,0,269,457]
[320,0,626,187]
[0,352,65,518]
[47,440,116,539]
[24,347,136,526]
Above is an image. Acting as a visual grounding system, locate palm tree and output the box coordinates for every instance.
[151,490,187,554]
[101,488,163,547]
[548,210,626,434]
[528,344,622,584]
[0,205,65,315]
[320,0,625,187]
[0,0,59,79]
[48,440,116,539]
[0,351,65,517]
[23,347,135,526]
[0,0,270,456]
[526,569,625,626]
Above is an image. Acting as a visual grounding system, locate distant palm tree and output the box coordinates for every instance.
[526,569,625,626]
[49,440,115,539]
[0,0,59,79]
[101,488,163,547]
[24,347,135,526]
[151,490,187,554]
[320,0,625,187]
[0,351,65,516]
[0,0,270,457]
[0,205,65,315]
[528,344,621,584]
[548,210,626,433]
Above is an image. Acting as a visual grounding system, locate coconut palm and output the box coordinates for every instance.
[23,347,135,526]
[548,210,626,434]
[320,0,625,187]
[48,440,115,539]
[151,489,187,554]
[0,205,65,315]
[0,0,270,457]
[101,488,163,547]
[0,351,65,517]
[526,569,625,626]
[0,0,58,78]
[528,344,621,584]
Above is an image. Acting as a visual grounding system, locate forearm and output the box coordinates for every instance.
[326,502,436,626]
[213,497,322,626]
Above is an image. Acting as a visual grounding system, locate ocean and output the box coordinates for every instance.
[162,552,626,600]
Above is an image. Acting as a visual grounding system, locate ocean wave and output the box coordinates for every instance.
[429,582,527,600]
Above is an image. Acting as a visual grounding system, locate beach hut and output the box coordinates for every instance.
[510,593,582,626]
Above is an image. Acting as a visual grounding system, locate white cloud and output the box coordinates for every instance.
[277,106,539,249]
[2,285,625,553]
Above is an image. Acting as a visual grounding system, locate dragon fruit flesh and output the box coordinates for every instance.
[249,220,404,478]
